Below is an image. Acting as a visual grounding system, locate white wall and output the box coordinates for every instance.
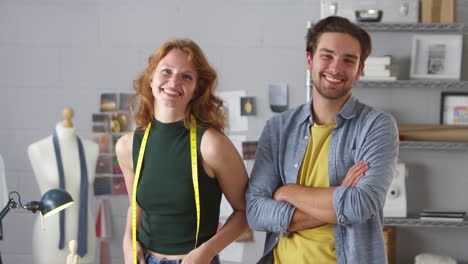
[1,0,468,263]
[0,0,312,263]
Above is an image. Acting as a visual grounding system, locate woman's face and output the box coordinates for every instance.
[151,49,198,111]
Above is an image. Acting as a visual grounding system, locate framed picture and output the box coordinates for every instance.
[410,34,462,80]
[440,92,468,125]
[240,97,257,116]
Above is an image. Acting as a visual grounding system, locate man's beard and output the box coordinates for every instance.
[312,77,352,100]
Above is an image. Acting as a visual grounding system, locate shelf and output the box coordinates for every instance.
[355,80,465,89]
[385,217,468,228]
[357,23,465,33]
[399,141,468,151]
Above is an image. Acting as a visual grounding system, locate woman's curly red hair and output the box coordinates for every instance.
[131,39,226,133]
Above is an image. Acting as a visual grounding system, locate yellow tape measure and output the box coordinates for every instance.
[190,115,201,249]
[132,116,200,263]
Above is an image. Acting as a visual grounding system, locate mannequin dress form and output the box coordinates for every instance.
[28,108,98,264]
[67,240,80,264]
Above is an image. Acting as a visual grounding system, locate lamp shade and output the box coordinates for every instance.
[40,188,74,217]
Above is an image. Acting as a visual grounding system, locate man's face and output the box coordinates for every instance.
[307,32,364,101]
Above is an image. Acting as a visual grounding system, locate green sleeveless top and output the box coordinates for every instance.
[133,118,222,255]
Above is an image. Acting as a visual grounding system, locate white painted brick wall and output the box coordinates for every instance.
[0,1,307,263]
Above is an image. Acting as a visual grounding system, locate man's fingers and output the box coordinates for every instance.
[342,161,369,186]
[351,173,364,187]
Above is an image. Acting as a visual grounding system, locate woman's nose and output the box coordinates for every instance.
[169,74,181,86]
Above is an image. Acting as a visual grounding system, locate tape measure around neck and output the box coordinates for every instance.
[132,116,200,263]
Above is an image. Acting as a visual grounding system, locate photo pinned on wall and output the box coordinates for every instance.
[111,112,130,133]
[94,176,112,195]
[112,155,122,174]
[119,93,133,111]
[92,113,111,133]
[440,92,468,125]
[240,97,257,116]
[112,135,121,153]
[100,93,118,112]
[93,134,111,154]
[96,155,112,174]
[242,141,258,160]
[112,177,127,195]
[410,34,462,80]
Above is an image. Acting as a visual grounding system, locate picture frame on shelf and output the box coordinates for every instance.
[440,92,468,125]
[410,34,462,80]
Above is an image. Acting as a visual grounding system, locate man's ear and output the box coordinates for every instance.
[306,51,312,70]
[356,62,365,80]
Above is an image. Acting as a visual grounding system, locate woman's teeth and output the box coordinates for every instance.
[163,89,180,96]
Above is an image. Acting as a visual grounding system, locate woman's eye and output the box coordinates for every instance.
[182,74,193,80]
[161,68,171,74]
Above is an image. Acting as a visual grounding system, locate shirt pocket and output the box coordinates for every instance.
[344,148,359,169]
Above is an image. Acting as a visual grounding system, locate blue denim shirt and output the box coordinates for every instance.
[246,96,399,264]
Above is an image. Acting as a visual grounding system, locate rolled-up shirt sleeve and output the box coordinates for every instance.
[333,112,399,226]
[246,120,295,235]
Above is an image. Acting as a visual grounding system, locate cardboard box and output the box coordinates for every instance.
[398,124,468,142]
[421,0,455,23]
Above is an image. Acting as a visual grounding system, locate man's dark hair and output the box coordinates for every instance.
[306,16,372,67]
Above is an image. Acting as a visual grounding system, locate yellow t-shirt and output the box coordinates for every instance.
[273,122,337,264]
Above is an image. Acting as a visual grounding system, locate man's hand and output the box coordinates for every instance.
[341,161,368,187]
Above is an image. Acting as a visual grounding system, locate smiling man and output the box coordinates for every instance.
[246,16,399,264]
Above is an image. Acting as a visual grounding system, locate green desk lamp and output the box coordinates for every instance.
[0,188,74,221]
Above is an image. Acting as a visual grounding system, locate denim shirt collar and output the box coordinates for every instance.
[336,96,358,127]
[303,95,358,127]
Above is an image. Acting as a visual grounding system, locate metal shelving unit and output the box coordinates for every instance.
[385,217,468,228]
[355,80,465,89]
[357,23,465,33]
[394,141,468,229]
[399,141,468,151]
